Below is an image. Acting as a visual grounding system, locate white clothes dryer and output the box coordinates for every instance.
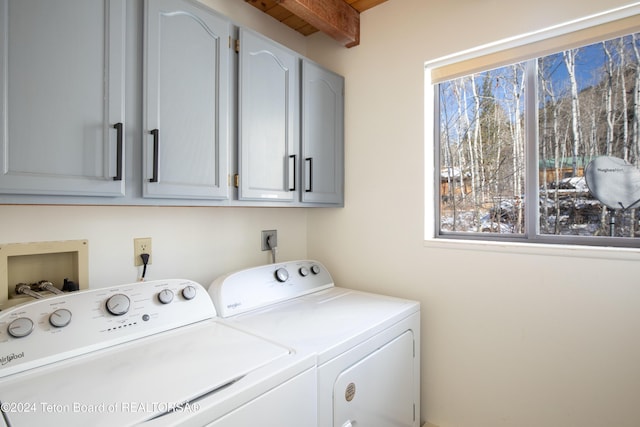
[209,260,421,427]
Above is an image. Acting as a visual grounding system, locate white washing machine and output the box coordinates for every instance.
[0,279,316,427]
[209,260,421,427]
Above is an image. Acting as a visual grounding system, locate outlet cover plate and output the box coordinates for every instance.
[134,237,152,266]
[261,230,277,251]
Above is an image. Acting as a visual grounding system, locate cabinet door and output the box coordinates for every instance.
[0,0,126,197]
[238,29,298,202]
[143,0,230,199]
[301,60,344,205]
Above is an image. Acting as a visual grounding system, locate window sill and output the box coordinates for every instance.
[423,237,640,261]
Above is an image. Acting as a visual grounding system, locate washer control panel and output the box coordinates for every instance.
[0,279,214,378]
[209,260,334,317]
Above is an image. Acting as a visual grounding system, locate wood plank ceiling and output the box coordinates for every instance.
[244,0,388,47]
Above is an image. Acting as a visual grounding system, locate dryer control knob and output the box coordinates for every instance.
[182,285,197,300]
[106,293,131,316]
[8,317,34,338]
[299,266,309,277]
[49,308,72,328]
[275,267,289,282]
[311,264,321,275]
[158,289,174,304]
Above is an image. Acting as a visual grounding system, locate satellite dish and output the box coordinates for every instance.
[584,156,640,210]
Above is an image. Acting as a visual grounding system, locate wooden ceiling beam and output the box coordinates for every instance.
[276,0,360,47]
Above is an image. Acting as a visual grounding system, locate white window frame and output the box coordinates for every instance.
[424,3,640,257]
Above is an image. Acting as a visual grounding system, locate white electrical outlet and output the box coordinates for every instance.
[133,237,152,266]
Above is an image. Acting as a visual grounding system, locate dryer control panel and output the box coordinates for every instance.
[0,279,215,378]
[209,260,334,317]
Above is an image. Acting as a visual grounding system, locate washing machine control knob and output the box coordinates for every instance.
[182,285,197,300]
[49,308,72,328]
[311,264,321,275]
[106,293,131,316]
[275,267,289,282]
[299,266,309,277]
[158,289,174,304]
[7,317,34,338]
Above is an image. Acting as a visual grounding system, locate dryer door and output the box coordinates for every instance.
[333,331,416,427]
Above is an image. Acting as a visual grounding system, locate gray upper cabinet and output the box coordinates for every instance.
[143,0,231,200]
[0,1,343,207]
[0,0,126,197]
[238,29,298,202]
[301,60,344,205]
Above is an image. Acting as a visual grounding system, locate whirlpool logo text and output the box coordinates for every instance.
[1,352,24,366]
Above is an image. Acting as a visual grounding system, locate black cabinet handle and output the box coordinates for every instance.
[150,129,159,183]
[112,123,123,181]
[305,157,313,192]
[289,154,296,191]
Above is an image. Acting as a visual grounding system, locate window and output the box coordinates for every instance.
[430,10,640,247]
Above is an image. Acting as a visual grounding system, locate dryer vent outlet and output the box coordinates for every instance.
[261,230,277,251]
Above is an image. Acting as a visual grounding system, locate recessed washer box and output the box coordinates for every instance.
[0,240,88,308]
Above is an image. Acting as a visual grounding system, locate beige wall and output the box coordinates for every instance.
[305,0,640,426]
[0,205,307,288]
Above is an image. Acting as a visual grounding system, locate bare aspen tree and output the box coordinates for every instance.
[454,79,468,205]
[470,75,482,230]
[603,41,616,156]
[458,86,469,206]
[538,60,550,232]
[510,64,525,232]
[440,85,455,227]
[632,34,640,164]
[617,38,629,162]
[563,49,583,176]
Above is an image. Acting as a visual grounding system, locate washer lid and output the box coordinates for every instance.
[0,320,293,427]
